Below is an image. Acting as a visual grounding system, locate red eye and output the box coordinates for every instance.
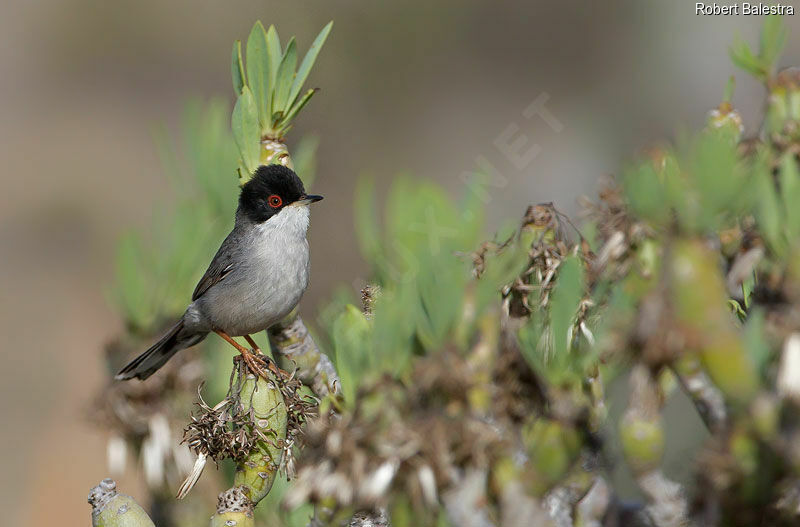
[268,194,282,208]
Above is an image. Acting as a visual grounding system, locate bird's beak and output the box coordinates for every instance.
[297,194,324,205]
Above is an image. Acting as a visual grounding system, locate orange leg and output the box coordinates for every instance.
[213,329,268,379]
[243,334,262,353]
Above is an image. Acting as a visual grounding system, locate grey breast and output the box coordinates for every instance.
[188,207,311,337]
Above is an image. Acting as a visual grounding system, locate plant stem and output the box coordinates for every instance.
[233,371,288,505]
[269,310,340,397]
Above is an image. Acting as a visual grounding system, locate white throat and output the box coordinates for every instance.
[256,204,310,240]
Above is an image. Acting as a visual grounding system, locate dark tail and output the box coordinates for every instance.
[115,320,207,381]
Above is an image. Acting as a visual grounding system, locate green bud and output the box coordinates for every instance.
[523,419,581,490]
[620,415,664,474]
[700,331,759,406]
[707,101,745,142]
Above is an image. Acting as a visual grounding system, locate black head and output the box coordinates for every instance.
[238,165,322,223]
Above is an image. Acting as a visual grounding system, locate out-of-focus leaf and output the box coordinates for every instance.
[730,36,765,79]
[114,99,239,332]
[288,21,332,110]
[779,153,800,237]
[518,315,546,374]
[245,21,270,130]
[414,254,469,349]
[292,134,319,188]
[753,150,784,254]
[231,86,261,176]
[723,75,736,103]
[332,304,371,404]
[760,14,787,72]
[550,255,584,358]
[474,232,529,312]
[459,170,488,249]
[181,99,239,216]
[622,160,670,225]
[386,178,471,270]
[730,15,786,81]
[231,40,246,96]
[114,233,153,329]
[686,127,745,230]
[370,285,415,375]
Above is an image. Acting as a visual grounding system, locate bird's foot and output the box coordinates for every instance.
[236,349,271,380]
[243,334,291,378]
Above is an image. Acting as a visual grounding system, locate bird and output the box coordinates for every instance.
[116,164,323,381]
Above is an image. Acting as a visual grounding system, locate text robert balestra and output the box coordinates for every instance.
[696,3,795,15]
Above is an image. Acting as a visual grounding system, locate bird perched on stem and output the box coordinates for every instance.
[116,164,323,381]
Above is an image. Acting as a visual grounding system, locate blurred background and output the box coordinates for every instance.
[1,0,798,524]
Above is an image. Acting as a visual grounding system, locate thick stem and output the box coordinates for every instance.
[233,372,288,505]
[88,479,155,527]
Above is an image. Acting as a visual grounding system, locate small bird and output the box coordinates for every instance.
[116,164,323,381]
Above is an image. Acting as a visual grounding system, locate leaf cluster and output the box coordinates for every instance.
[231,21,332,177]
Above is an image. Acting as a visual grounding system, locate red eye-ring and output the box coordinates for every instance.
[268,194,282,208]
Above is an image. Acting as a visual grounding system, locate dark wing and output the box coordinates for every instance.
[191,229,240,301]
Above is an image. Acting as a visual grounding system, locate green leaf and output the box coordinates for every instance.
[622,159,670,225]
[332,304,371,403]
[474,235,529,313]
[287,21,333,110]
[231,40,246,95]
[744,308,770,375]
[115,233,152,329]
[687,128,744,230]
[723,75,735,103]
[779,153,800,237]
[730,36,765,80]
[266,24,282,114]
[729,15,786,82]
[245,21,270,130]
[278,88,317,129]
[754,153,784,254]
[231,86,261,176]
[742,275,755,310]
[273,37,298,114]
[550,256,584,358]
[414,253,468,349]
[760,14,787,72]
